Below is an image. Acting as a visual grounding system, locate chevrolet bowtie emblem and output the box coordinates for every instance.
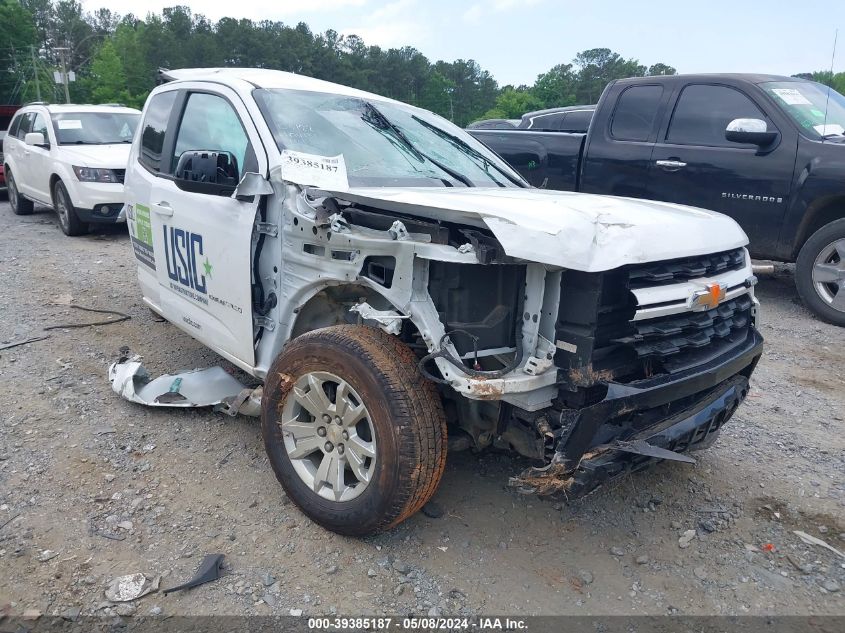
[690,283,727,311]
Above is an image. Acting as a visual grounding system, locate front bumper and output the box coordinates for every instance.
[66,181,126,224]
[511,328,764,496]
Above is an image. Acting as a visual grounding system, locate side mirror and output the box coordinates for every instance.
[25,132,47,147]
[725,118,778,146]
[173,150,239,196]
[234,172,273,202]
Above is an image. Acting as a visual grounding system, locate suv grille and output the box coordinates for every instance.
[627,248,745,288]
[113,169,125,184]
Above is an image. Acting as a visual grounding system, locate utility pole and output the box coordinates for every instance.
[30,45,41,101]
[55,47,71,103]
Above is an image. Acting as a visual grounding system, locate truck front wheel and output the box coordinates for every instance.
[261,325,447,535]
[796,218,845,327]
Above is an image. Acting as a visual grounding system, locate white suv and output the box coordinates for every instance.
[3,103,141,235]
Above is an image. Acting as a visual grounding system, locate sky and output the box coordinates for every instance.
[80,0,844,86]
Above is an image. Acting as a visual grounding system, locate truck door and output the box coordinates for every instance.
[580,84,666,197]
[647,83,795,256]
[146,87,267,368]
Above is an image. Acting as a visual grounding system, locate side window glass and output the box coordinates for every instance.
[172,92,255,176]
[563,110,593,133]
[140,91,178,173]
[17,113,34,138]
[667,85,767,147]
[31,113,49,142]
[611,85,663,141]
[8,113,22,137]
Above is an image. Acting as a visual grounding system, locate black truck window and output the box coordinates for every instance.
[611,85,663,141]
[667,84,765,147]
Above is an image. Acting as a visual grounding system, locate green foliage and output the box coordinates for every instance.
[482,87,543,120]
[84,39,132,106]
[8,0,839,131]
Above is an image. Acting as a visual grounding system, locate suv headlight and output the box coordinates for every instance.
[73,166,119,183]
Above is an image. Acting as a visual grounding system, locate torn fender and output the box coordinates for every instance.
[108,356,247,409]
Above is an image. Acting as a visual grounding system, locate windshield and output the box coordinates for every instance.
[253,88,526,188]
[761,81,845,139]
[51,112,139,145]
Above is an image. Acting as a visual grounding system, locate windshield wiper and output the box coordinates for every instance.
[411,115,526,188]
[362,102,475,187]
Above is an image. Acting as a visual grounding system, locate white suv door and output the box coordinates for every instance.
[126,85,267,369]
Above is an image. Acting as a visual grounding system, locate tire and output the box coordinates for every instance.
[796,218,845,327]
[261,325,447,536]
[6,168,33,215]
[53,180,87,236]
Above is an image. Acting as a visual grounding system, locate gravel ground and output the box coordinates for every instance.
[0,199,843,620]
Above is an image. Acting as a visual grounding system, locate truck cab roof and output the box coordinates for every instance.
[613,73,803,86]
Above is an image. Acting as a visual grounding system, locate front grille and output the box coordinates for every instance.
[613,294,753,374]
[627,248,745,288]
[113,169,125,184]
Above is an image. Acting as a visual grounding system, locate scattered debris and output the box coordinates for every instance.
[0,513,21,532]
[678,530,696,549]
[761,543,776,553]
[0,335,50,351]
[793,530,845,559]
[36,549,59,562]
[163,554,225,595]
[290,608,303,617]
[109,356,246,410]
[44,303,130,330]
[105,573,160,602]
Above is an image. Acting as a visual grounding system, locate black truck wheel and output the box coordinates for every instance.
[7,169,34,215]
[261,325,447,536]
[796,218,845,327]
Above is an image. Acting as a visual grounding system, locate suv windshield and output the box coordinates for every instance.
[761,81,845,139]
[51,112,139,145]
[253,88,525,188]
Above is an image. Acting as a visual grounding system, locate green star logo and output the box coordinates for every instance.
[202,257,213,280]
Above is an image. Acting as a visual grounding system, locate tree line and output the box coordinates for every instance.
[1,1,843,127]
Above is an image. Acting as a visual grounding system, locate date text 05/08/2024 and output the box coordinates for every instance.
[307,617,528,630]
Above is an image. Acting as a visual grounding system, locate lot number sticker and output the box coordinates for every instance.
[771,88,812,106]
[281,150,349,190]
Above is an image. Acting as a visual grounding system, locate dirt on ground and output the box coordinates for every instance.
[0,199,843,620]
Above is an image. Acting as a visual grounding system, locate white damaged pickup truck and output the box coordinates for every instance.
[115,68,763,535]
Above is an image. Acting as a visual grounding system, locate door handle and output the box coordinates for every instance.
[151,201,173,217]
[655,159,687,171]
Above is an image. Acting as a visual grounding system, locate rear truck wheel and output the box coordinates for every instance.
[6,169,34,215]
[796,218,845,327]
[261,325,447,536]
[53,180,87,236]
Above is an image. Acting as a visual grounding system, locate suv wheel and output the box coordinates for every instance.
[53,180,87,236]
[796,218,845,326]
[261,325,447,536]
[7,169,34,215]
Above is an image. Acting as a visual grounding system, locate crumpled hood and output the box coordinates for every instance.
[328,187,749,272]
[58,143,132,169]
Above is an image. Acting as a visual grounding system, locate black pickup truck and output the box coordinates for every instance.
[469,74,845,326]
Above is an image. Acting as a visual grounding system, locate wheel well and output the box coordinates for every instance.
[794,198,845,258]
[48,174,62,201]
[288,283,427,358]
[290,284,396,339]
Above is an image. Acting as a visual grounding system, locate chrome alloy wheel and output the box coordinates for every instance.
[8,172,18,212]
[280,371,377,502]
[55,187,70,231]
[812,238,845,312]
